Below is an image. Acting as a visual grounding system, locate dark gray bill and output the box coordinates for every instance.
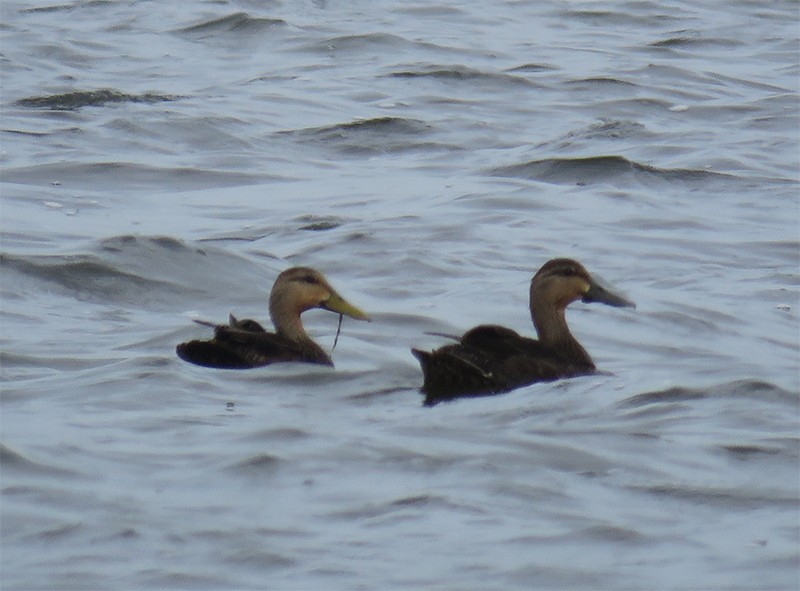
[583,280,636,308]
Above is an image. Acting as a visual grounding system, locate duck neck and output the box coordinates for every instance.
[268,295,333,365]
[531,300,594,367]
[269,298,310,343]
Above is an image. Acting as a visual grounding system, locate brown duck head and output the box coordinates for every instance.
[268,267,371,341]
[530,258,634,348]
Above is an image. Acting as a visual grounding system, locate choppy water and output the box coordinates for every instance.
[2,1,799,589]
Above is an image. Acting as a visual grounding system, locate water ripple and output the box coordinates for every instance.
[14,89,177,110]
[175,12,286,35]
[489,154,736,185]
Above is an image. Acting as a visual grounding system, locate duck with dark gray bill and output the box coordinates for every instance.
[177,267,371,368]
[412,259,634,404]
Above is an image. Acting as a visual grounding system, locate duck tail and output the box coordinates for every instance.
[411,348,431,372]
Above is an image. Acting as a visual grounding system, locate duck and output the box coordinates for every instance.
[411,258,634,404]
[176,267,370,368]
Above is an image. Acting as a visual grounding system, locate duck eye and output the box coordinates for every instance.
[560,267,577,277]
[302,274,320,285]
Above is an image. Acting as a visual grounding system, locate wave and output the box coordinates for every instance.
[226,454,282,475]
[0,252,188,304]
[175,12,286,35]
[0,235,271,309]
[649,35,745,49]
[301,33,450,55]
[0,234,295,315]
[628,482,799,509]
[21,1,117,14]
[505,63,559,73]
[285,116,431,139]
[619,379,798,408]
[565,77,638,88]
[388,64,538,88]
[563,119,651,141]
[14,89,176,110]
[558,9,684,28]
[278,117,458,156]
[489,154,736,185]
[327,494,479,521]
[1,161,271,190]
[0,444,82,478]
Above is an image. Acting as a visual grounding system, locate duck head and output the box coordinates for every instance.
[269,267,371,338]
[531,258,635,312]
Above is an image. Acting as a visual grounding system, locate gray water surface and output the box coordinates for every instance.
[1,1,799,589]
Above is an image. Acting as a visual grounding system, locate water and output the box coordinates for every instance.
[1,1,798,589]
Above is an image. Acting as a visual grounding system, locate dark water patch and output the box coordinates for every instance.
[0,351,116,373]
[0,252,188,304]
[242,428,309,442]
[35,521,84,541]
[21,3,73,13]
[0,254,181,300]
[720,444,783,458]
[95,234,264,288]
[222,548,295,568]
[649,34,745,50]
[176,12,286,35]
[388,64,538,88]
[620,380,797,409]
[507,563,614,590]
[21,1,116,14]
[329,494,482,521]
[140,571,234,590]
[302,33,447,55]
[1,128,50,137]
[559,9,684,28]
[277,117,452,156]
[296,214,345,231]
[89,527,141,544]
[565,77,638,89]
[563,119,652,142]
[705,72,794,96]
[14,89,176,110]
[197,227,280,244]
[1,161,271,190]
[283,116,430,139]
[630,483,799,509]
[590,96,677,117]
[506,63,559,73]
[226,454,282,475]
[513,524,648,544]
[393,5,465,18]
[98,234,186,254]
[0,235,268,311]
[0,444,81,478]
[346,385,414,403]
[616,216,711,231]
[489,155,736,186]
[646,307,738,336]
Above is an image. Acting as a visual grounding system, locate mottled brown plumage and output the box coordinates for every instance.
[177,267,370,369]
[412,259,634,404]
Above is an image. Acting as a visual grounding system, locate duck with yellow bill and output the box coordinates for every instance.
[177,267,370,368]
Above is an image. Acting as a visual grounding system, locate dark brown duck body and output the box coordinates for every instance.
[412,259,634,404]
[177,267,370,369]
[176,313,335,368]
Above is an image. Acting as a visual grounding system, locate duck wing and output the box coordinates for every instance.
[413,324,590,403]
[177,325,330,369]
